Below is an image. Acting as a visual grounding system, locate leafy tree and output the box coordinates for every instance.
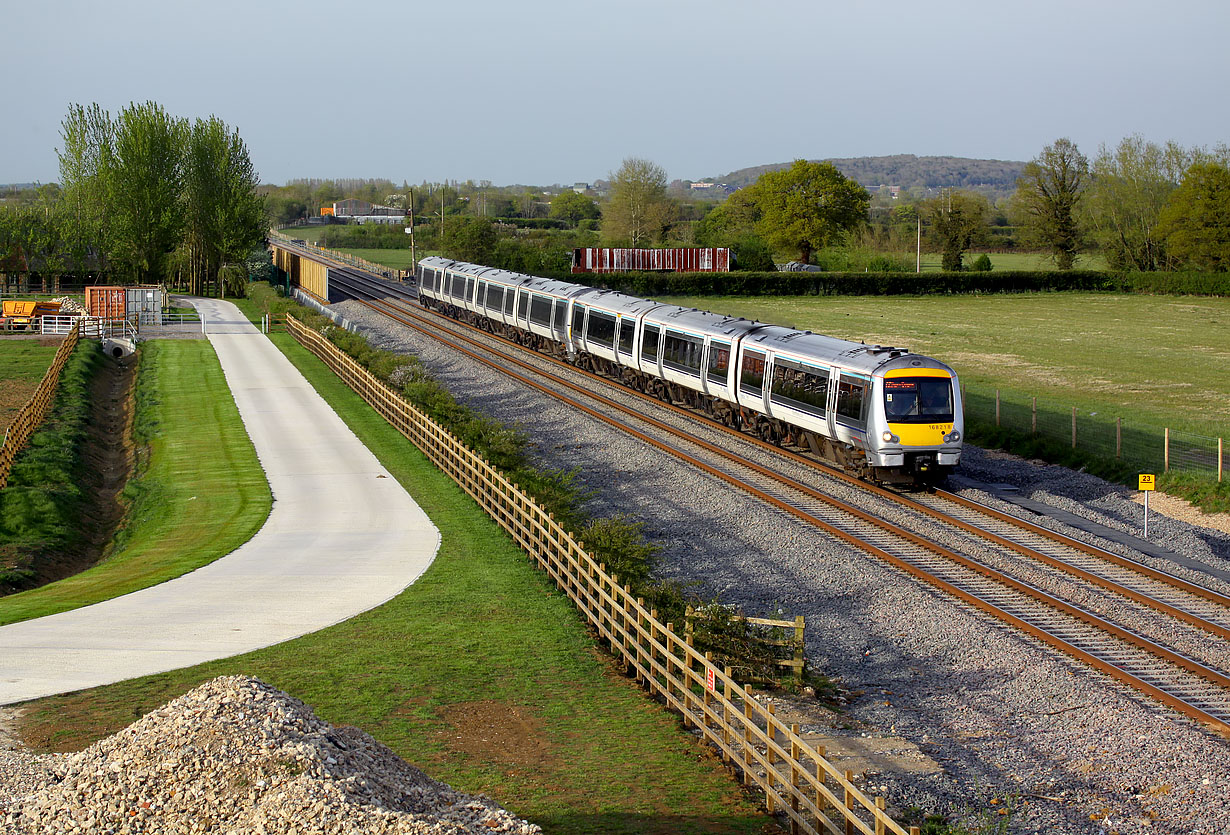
[548,190,600,225]
[1155,162,1230,271]
[602,158,675,246]
[181,117,266,295]
[108,101,187,283]
[441,217,497,264]
[1012,138,1088,270]
[922,190,989,271]
[746,160,869,264]
[1080,135,1192,271]
[57,102,114,274]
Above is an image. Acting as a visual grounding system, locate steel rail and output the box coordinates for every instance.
[327,272,1230,736]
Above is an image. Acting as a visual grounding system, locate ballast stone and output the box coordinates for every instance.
[5,676,540,835]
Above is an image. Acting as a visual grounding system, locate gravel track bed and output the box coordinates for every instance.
[330,299,1230,835]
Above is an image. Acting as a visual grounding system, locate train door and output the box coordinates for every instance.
[617,315,636,368]
[552,298,568,344]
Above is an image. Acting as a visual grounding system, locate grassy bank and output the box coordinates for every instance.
[0,340,270,625]
[0,341,100,590]
[0,340,61,433]
[16,327,779,834]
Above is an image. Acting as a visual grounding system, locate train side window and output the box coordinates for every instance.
[740,349,766,397]
[836,374,870,426]
[707,340,730,385]
[642,324,660,360]
[517,290,529,320]
[451,274,466,298]
[618,318,636,355]
[587,310,617,347]
[663,330,702,376]
[770,357,828,417]
[529,294,552,326]
[426,269,437,292]
[486,283,504,311]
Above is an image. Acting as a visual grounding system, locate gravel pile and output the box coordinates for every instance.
[332,299,1230,835]
[0,676,539,835]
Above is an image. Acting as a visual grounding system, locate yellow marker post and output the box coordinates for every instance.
[1139,474,1155,538]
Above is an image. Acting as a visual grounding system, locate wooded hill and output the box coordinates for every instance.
[712,154,1027,200]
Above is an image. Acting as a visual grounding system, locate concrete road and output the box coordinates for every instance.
[0,298,440,704]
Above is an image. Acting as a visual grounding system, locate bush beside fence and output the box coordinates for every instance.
[283,313,915,835]
[0,324,80,489]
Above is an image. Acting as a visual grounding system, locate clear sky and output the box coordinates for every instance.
[3,0,1226,187]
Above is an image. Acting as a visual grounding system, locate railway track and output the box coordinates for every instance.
[318,263,1230,737]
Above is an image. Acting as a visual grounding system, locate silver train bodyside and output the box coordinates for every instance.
[416,256,963,484]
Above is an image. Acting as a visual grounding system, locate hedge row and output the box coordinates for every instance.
[584,269,1230,298]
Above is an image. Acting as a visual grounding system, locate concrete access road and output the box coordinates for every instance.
[0,298,439,704]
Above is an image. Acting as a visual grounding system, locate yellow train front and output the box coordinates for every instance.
[868,360,963,485]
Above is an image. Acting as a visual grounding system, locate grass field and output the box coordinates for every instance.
[0,340,60,433]
[659,292,1230,440]
[15,318,779,834]
[0,340,270,626]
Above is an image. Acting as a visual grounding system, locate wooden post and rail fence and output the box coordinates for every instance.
[284,313,916,835]
[0,322,81,489]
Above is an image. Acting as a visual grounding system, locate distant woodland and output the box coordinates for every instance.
[711,155,1027,201]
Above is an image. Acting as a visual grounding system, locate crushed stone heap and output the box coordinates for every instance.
[5,675,541,835]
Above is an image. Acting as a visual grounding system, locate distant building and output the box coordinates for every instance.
[572,183,590,193]
[331,199,405,224]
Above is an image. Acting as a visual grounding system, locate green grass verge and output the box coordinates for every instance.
[0,340,61,432]
[15,328,778,834]
[0,340,270,625]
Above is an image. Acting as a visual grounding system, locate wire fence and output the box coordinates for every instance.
[963,386,1225,482]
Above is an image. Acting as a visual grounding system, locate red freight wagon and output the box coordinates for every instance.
[571,247,731,274]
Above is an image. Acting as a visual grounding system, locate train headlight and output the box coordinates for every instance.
[881,431,899,444]
[944,430,961,444]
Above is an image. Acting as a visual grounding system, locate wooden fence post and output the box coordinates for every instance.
[793,615,805,684]
[844,770,855,835]
[789,724,800,835]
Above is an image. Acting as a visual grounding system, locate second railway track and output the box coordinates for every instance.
[322,264,1230,737]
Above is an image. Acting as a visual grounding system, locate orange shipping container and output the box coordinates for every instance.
[84,286,128,320]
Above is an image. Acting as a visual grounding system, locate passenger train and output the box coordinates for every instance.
[416,256,963,485]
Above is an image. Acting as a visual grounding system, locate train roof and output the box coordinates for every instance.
[420,257,587,298]
[748,326,952,376]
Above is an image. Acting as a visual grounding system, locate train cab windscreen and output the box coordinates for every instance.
[884,377,954,423]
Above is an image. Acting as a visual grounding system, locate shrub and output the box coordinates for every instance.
[969,253,993,272]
